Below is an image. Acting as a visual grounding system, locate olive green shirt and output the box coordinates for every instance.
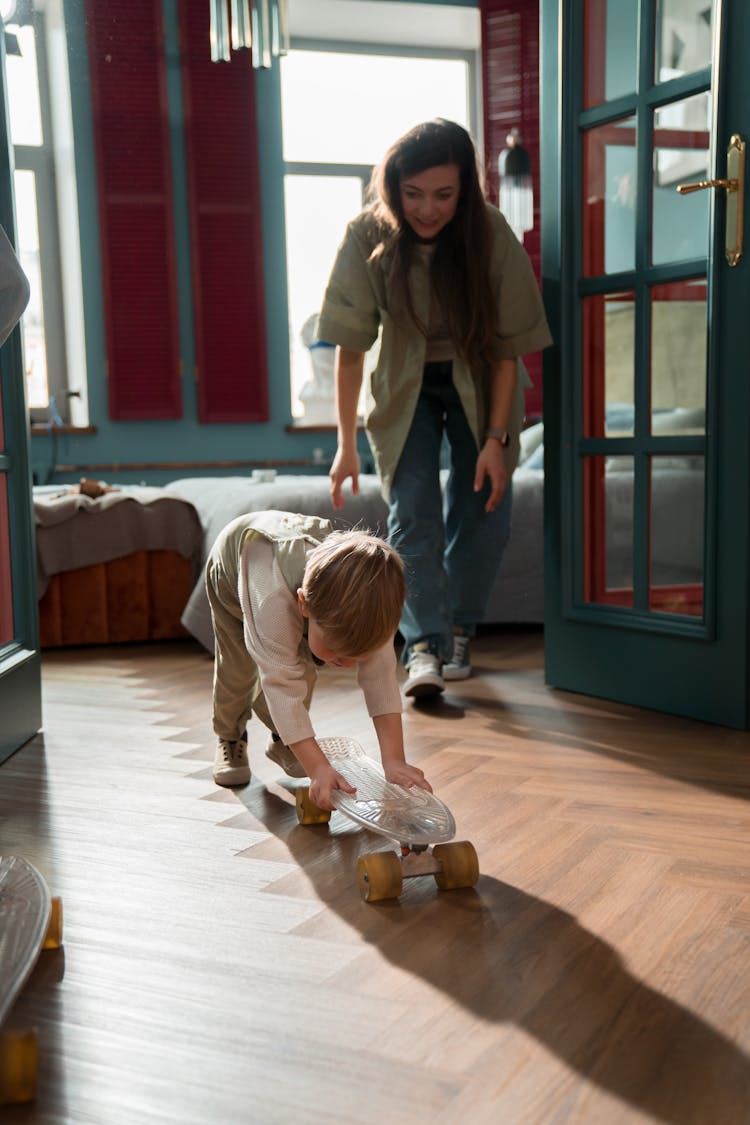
[317,202,553,499]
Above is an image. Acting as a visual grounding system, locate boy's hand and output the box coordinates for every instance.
[383,761,433,793]
[373,713,432,794]
[309,763,356,811]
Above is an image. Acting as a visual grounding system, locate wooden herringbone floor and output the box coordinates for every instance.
[2,629,750,1124]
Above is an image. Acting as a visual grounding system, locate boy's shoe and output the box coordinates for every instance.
[265,733,307,778]
[213,734,250,787]
[404,644,445,699]
[443,630,472,681]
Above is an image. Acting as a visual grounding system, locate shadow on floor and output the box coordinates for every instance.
[242,780,750,1125]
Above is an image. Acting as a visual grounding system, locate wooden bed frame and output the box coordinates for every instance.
[38,550,195,648]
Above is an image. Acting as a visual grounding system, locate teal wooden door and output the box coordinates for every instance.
[542,0,750,727]
[0,38,41,764]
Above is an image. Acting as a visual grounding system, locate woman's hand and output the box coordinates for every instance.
[474,441,508,513]
[329,446,361,510]
[308,763,356,810]
[330,347,365,510]
[383,760,433,793]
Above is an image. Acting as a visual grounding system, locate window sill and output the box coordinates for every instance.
[285,420,364,433]
[31,424,97,436]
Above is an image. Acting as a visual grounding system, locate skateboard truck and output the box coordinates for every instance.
[353,840,479,902]
[400,843,440,877]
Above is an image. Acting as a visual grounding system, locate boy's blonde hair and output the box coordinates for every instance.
[301,530,405,657]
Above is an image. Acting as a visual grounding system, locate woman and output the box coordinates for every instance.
[317,119,551,698]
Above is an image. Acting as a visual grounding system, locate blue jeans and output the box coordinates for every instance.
[387,361,513,664]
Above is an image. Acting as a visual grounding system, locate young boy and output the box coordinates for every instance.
[205,510,431,810]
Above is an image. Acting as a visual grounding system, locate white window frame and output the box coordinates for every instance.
[282,34,480,418]
[7,1,85,426]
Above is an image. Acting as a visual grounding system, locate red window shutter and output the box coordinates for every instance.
[86,0,182,420]
[178,0,270,423]
[481,0,543,416]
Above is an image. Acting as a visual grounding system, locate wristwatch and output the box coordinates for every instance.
[485,427,510,447]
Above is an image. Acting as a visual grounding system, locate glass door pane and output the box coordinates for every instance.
[650,278,706,615]
[655,0,714,82]
[584,0,639,109]
[582,291,636,437]
[650,453,705,615]
[650,279,707,428]
[582,117,637,276]
[583,454,635,608]
[652,93,711,265]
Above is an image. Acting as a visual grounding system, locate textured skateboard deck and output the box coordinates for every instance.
[318,736,456,844]
[0,856,54,1027]
[1,856,63,1104]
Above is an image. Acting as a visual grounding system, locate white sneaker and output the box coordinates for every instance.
[213,735,251,787]
[443,630,472,681]
[404,646,445,699]
[265,734,307,778]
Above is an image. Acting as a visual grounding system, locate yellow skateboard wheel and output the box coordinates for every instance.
[433,841,480,890]
[295,786,331,826]
[44,897,63,949]
[0,1029,38,1105]
[356,851,403,902]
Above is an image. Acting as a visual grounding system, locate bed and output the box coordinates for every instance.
[34,485,204,647]
[165,460,545,653]
[34,409,703,650]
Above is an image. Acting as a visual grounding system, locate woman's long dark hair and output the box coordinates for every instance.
[369,119,494,369]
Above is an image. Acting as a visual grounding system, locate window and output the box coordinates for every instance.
[2,0,83,424]
[281,34,477,421]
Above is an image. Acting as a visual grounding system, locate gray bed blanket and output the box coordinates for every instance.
[34,485,204,597]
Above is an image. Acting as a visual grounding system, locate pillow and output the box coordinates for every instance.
[519,421,544,466]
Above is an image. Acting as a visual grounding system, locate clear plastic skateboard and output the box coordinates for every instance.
[0,855,63,1105]
[295,736,479,902]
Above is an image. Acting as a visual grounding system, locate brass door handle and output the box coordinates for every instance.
[676,178,737,194]
[676,134,745,266]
